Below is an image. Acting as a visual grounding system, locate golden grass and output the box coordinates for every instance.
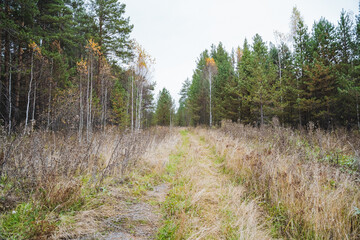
[199,122,360,239]
[0,127,173,239]
[162,130,271,239]
[52,128,181,239]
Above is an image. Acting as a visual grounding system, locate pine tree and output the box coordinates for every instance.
[177,78,191,126]
[304,18,337,128]
[155,88,173,126]
[248,34,275,125]
[293,12,310,126]
[188,50,210,126]
[111,79,128,129]
[211,43,234,124]
[237,39,253,124]
[91,0,133,61]
[336,10,358,127]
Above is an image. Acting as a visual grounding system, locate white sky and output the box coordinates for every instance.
[121,0,359,106]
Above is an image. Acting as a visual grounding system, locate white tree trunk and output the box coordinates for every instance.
[137,84,143,130]
[24,52,34,134]
[278,50,283,104]
[47,59,53,131]
[8,50,12,134]
[79,73,83,142]
[32,81,36,122]
[89,55,93,136]
[131,75,134,132]
[209,70,212,127]
[135,87,138,130]
[260,91,264,126]
[104,87,107,131]
[126,77,130,121]
[101,71,105,131]
[356,91,360,130]
[86,57,90,141]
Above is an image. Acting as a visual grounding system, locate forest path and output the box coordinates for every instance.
[155,130,270,239]
[62,131,181,240]
[75,129,269,239]
[103,183,170,240]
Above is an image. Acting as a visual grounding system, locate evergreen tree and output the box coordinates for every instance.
[248,34,276,125]
[177,78,191,126]
[111,79,128,129]
[237,39,253,124]
[155,88,173,126]
[293,13,310,126]
[304,18,337,127]
[336,10,358,127]
[211,42,236,124]
[188,50,210,126]
[90,0,133,61]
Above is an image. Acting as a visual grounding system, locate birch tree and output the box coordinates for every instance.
[24,42,41,134]
[131,42,155,131]
[85,39,101,141]
[205,57,217,127]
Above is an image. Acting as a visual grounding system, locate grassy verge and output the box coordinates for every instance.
[156,130,270,239]
[200,123,360,239]
[156,130,191,239]
[0,127,172,239]
[0,175,100,239]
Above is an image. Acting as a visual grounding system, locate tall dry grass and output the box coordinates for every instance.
[160,131,271,239]
[201,120,360,239]
[0,126,171,238]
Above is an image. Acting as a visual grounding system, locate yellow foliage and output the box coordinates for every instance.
[132,40,155,71]
[205,57,216,67]
[29,41,42,57]
[85,38,101,56]
[76,59,88,74]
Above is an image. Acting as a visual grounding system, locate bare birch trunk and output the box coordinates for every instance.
[131,75,134,132]
[135,88,138,130]
[101,70,105,131]
[260,91,264,126]
[126,77,130,124]
[79,73,83,142]
[0,19,2,114]
[47,59,53,131]
[86,57,90,141]
[356,91,360,130]
[104,87,107,131]
[24,52,34,134]
[278,51,283,104]
[209,70,212,127]
[89,55,93,136]
[137,84,143,130]
[8,50,12,134]
[32,80,36,122]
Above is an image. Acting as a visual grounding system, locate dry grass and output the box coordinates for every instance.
[0,126,172,239]
[201,120,360,239]
[141,128,182,173]
[52,127,181,239]
[160,130,271,239]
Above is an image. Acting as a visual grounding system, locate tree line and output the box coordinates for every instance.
[0,0,157,138]
[177,6,360,129]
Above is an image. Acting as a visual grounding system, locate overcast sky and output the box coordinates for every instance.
[121,0,359,106]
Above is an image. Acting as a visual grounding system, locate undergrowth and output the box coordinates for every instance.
[201,120,360,239]
[156,130,191,239]
[0,127,171,239]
